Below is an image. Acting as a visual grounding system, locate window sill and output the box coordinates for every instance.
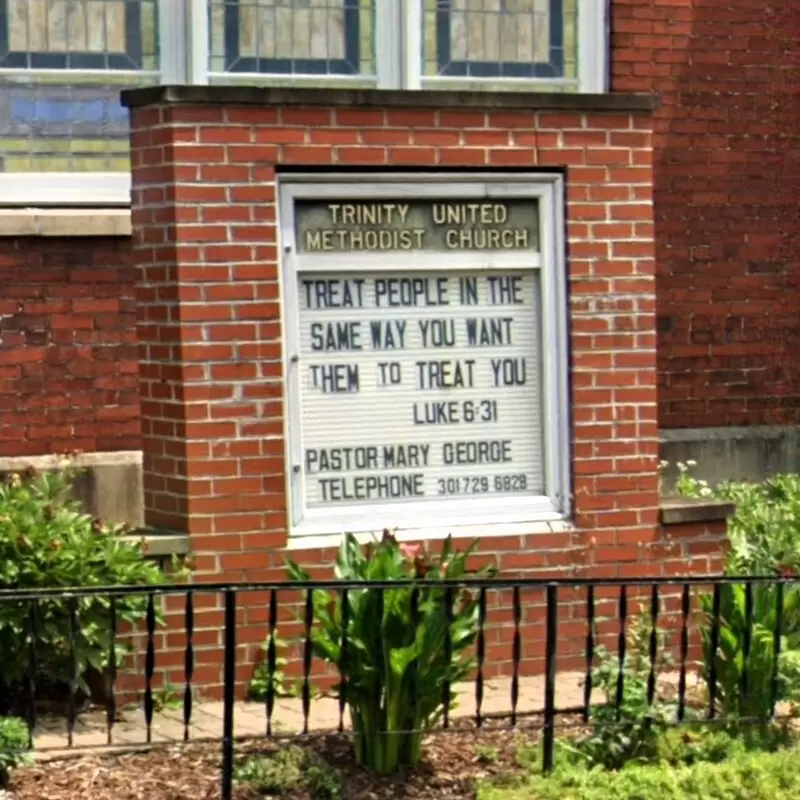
[0,172,131,208]
[119,500,732,558]
[0,208,132,237]
[286,517,573,551]
[659,497,735,526]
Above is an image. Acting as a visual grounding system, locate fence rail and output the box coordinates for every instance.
[1,575,797,800]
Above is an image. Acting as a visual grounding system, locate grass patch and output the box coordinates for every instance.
[480,726,800,800]
[480,746,800,799]
[476,744,501,764]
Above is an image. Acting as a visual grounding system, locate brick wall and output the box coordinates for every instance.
[614,0,800,427]
[1,1,797,456]
[115,515,728,702]
[126,93,660,553]
[0,237,141,456]
[102,87,739,700]
[116,86,729,696]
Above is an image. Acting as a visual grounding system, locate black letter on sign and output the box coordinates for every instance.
[459,277,478,306]
[378,362,402,386]
[310,364,361,393]
[491,358,527,387]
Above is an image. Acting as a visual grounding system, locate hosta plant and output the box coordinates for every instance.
[285,531,495,774]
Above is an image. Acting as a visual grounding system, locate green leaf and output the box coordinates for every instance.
[0,463,169,701]
[389,643,418,679]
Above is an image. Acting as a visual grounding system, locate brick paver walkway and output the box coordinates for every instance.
[33,670,705,759]
[33,673,591,756]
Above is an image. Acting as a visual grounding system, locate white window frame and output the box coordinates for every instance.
[402,0,608,93]
[278,172,571,541]
[0,0,607,208]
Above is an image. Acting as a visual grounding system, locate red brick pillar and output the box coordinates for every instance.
[124,87,660,586]
[128,101,286,578]
[121,87,681,693]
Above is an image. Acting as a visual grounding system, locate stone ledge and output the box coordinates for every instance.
[122,530,190,558]
[659,497,735,526]
[121,85,659,113]
[660,424,800,443]
[0,208,132,237]
[0,450,141,470]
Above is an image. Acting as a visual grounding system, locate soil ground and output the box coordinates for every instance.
[7,723,542,800]
[7,672,703,798]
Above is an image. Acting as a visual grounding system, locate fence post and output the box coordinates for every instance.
[542,584,558,773]
[221,590,237,800]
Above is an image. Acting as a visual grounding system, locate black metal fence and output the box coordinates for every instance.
[0,575,797,799]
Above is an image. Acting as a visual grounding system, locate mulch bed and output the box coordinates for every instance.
[7,724,542,800]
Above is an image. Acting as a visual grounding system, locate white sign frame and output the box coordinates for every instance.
[278,172,570,539]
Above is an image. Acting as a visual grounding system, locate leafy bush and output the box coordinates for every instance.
[570,615,677,769]
[663,463,800,717]
[564,612,794,771]
[652,724,794,766]
[247,633,298,701]
[0,717,30,787]
[0,464,166,708]
[668,462,800,576]
[715,474,800,576]
[479,745,800,800]
[234,745,341,798]
[700,581,800,720]
[667,463,800,718]
[285,531,494,774]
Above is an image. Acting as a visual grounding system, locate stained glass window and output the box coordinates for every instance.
[0,0,601,194]
[0,0,158,174]
[0,0,157,70]
[209,0,375,77]
[422,0,578,85]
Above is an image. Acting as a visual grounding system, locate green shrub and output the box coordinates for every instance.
[285,531,495,774]
[700,582,800,720]
[570,616,677,770]
[0,464,166,708]
[653,724,794,766]
[669,463,800,576]
[0,717,31,787]
[716,474,800,576]
[479,746,800,800]
[234,745,341,798]
[667,464,800,718]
